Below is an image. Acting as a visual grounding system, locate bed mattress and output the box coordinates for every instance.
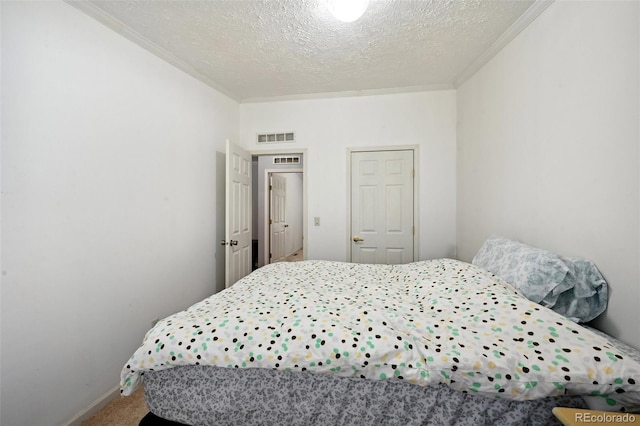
[140,327,640,425]
[143,365,588,426]
[141,324,640,425]
[121,259,640,424]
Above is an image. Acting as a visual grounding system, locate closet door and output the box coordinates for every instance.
[350,149,414,264]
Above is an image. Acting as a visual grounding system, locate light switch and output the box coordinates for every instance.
[314,217,320,226]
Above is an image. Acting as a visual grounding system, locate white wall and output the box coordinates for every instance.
[1,2,238,425]
[240,91,457,262]
[457,1,640,348]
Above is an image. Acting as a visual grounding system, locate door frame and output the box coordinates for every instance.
[251,148,308,267]
[346,145,420,263]
[264,169,304,266]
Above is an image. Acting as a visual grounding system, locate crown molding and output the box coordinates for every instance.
[241,84,454,104]
[454,0,554,87]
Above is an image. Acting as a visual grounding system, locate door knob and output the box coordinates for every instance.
[353,236,364,242]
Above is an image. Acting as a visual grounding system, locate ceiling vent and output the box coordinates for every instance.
[257,131,295,144]
[273,156,300,165]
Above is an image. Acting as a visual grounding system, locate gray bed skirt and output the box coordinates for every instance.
[143,365,587,426]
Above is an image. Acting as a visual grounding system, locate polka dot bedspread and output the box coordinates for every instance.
[120,259,640,410]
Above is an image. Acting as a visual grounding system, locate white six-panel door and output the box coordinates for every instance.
[269,173,287,263]
[350,150,414,264]
[225,140,252,287]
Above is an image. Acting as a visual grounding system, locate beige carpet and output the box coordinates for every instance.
[282,249,303,262]
[82,386,147,426]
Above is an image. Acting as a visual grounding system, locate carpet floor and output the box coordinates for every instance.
[82,386,147,426]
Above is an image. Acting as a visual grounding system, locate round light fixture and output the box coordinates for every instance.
[328,0,369,23]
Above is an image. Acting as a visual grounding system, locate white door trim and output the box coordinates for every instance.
[251,148,308,266]
[263,168,303,266]
[346,145,419,263]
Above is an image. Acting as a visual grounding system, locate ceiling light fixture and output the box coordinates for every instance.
[328,0,369,23]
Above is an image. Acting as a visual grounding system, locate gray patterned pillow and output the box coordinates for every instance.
[472,236,607,322]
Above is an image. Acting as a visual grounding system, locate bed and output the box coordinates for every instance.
[121,238,640,425]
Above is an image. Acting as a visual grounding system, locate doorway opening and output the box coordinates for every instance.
[251,154,305,270]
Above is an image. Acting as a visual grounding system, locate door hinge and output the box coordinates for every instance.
[269,185,273,190]
[412,169,415,178]
[269,219,273,225]
[412,226,415,235]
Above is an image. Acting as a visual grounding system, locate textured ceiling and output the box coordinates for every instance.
[74,0,544,102]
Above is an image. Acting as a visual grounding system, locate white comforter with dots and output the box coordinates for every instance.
[121,259,640,411]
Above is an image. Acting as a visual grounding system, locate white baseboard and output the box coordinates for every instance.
[62,385,121,426]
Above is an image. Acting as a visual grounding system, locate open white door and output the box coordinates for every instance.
[224,140,252,287]
[350,149,414,264]
[269,173,287,263]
